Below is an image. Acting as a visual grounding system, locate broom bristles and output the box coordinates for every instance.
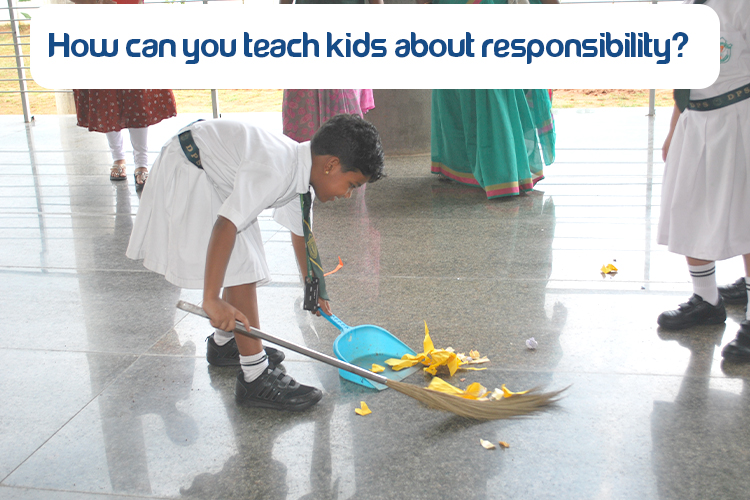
[386,380,567,420]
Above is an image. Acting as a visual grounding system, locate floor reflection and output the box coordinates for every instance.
[652,326,750,500]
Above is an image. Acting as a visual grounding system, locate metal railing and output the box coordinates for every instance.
[3,0,32,122]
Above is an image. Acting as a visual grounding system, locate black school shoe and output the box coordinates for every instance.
[235,367,323,411]
[657,294,727,330]
[718,277,748,305]
[205,334,285,367]
[721,321,750,362]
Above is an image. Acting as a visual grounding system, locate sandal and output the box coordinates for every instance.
[110,163,127,181]
[134,167,148,189]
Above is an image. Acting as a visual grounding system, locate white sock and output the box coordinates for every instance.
[745,277,750,321]
[213,328,234,346]
[240,352,269,383]
[689,262,719,306]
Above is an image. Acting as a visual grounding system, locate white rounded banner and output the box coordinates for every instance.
[30,3,719,89]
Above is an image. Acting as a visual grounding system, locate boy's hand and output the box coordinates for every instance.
[316,298,332,317]
[203,297,251,333]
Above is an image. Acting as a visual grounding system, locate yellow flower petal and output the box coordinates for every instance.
[601,263,618,274]
[470,350,481,360]
[480,439,496,450]
[371,364,385,373]
[384,357,421,371]
[423,321,435,354]
[401,353,424,361]
[426,377,466,396]
[354,401,371,416]
[501,384,530,398]
[429,349,452,365]
[498,441,510,449]
[463,382,489,400]
[447,355,461,376]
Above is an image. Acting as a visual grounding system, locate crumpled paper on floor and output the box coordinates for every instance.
[355,401,371,416]
[427,378,529,402]
[601,263,618,275]
[384,321,489,376]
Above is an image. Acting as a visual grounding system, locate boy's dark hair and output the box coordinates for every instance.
[310,114,385,183]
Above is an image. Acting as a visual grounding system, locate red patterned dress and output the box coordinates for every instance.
[73,89,177,133]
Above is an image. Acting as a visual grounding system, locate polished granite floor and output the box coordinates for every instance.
[1,107,750,500]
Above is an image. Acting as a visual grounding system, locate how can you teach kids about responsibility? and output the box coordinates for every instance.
[30,3,719,90]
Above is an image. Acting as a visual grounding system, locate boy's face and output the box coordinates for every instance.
[314,161,369,202]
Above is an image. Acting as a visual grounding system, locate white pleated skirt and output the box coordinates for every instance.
[126,138,270,289]
[657,99,750,261]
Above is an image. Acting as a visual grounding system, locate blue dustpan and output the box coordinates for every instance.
[322,312,420,391]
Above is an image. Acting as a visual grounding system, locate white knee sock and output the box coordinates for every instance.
[240,352,269,383]
[689,262,719,306]
[128,127,149,169]
[213,328,234,346]
[105,130,125,162]
[745,277,750,321]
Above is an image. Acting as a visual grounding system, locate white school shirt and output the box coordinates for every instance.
[188,119,310,236]
[689,0,750,100]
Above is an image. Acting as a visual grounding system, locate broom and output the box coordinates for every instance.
[177,301,565,420]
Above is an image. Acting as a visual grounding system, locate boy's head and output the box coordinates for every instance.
[310,114,385,183]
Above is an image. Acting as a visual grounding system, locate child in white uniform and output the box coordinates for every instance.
[657,0,750,361]
[127,114,384,409]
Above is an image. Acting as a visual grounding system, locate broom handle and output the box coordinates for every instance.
[176,301,390,386]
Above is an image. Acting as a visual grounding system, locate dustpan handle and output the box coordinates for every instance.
[318,310,351,334]
[176,301,389,386]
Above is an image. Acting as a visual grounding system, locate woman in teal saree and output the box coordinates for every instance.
[425,0,557,199]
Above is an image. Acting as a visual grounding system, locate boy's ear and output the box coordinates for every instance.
[325,156,341,175]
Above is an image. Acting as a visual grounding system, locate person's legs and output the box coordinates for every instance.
[223,284,267,381]
[222,283,322,410]
[205,284,285,367]
[657,256,726,330]
[106,130,127,180]
[129,127,149,187]
[717,254,749,306]
[686,257,720,305]
[721,254,750,361]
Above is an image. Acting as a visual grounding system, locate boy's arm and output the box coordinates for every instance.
[202,216,251,332]
[292,233,332,315]
[662,104,681,162]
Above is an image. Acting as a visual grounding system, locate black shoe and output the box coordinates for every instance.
[657,294,727,330]
[235,367,323,411]
[722,321,750,362]
[206,335,286,367]
[718,277,748,305]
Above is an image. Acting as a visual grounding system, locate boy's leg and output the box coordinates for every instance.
[657,257,726,330]
[223,283,322,410]
[205,285,285,367]
[721,254,750,361]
